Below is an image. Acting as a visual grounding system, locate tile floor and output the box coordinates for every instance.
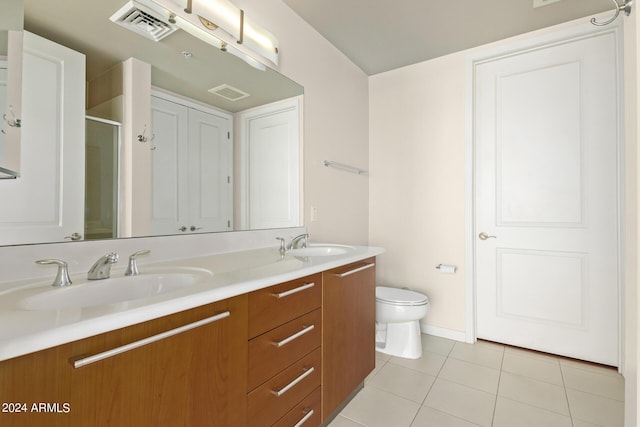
[329,335,624,427]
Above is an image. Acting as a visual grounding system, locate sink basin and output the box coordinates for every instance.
[290,244,354,257]
[8,267,213,311]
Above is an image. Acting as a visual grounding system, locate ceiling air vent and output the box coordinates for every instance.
[208,84,250,101]
[110,1,177,42]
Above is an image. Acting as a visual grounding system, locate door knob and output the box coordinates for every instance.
[178,226,188,232]
[190,225,203,231]
[64,232,82,241]
[478,232,496,240]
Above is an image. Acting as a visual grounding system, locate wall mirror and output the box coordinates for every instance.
[0,0,303,246]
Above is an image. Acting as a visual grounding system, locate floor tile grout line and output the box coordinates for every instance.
[490,347,505,427]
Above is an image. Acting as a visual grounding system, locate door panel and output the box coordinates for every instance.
[150,96,188,235]
[240,99,301,229]
[0,31,85,245]
[474,29,620,365]
[188,108,232,231]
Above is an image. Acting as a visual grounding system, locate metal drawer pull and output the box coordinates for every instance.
[72,311,231,368]
[336,262,376,278]
[294,409,314,427]
[271,367,315,397]
[272,282,315,298]
[273,325,315,348]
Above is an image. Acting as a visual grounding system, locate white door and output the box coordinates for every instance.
[150,96,189,235]
[240,97,301,229]
[0,64,7,167]
[474,28,620,365]
[150,95,232,235]
[188,108,233,232]
[0,31,85,245]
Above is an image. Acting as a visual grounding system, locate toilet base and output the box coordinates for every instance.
[375,320,423,359]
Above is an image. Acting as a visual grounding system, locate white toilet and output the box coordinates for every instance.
[375,286,429,359]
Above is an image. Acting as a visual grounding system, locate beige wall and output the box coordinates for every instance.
[236,0,370,245]
[369,53,468,335]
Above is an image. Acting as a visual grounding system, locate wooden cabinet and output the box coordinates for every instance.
[0,295,248,427]
[322,258,377,420]
[247,274,322,427]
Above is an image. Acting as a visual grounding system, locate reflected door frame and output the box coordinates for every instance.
[238,96,303,230]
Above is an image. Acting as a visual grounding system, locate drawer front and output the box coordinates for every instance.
[249,309,321,391]
[272,387,321,427]
[248,349,321,427]
[248,273,321,339]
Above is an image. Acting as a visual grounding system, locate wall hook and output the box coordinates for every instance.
[137,125,148,143]
[3,105,21,128]
[137,125,157,150]
[591,0,632,26]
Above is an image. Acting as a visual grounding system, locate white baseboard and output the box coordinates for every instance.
[420,323,467,342]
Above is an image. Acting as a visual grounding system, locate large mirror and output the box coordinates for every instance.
[0,0,303,246]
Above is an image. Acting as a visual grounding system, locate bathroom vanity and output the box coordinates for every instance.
[0,241,382,427]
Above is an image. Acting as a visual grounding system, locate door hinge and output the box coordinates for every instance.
[227,131,230,139]
[227,176,231,184]
[227,220,231,228]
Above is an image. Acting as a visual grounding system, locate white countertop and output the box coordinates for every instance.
[0,244,384,362]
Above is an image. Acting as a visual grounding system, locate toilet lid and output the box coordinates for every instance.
[376,286,429,306]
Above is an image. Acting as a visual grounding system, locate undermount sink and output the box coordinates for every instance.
[289,244,354,257]
[6,267,213,311]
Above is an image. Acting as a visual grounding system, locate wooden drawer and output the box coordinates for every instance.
[248,273,321,339]
[272,387,321,427]
[248,349,321,427]
[249,309,321,391]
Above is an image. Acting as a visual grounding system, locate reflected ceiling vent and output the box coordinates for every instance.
[110,1,178,42]
[208,84,250,101]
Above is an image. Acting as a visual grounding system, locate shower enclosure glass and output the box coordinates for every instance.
[85,116,120,240]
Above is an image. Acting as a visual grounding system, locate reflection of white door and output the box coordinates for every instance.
[150,95,232,235]
[474,28,620,365]
[0,31,85,245]
[239,97,301,229]
[0,64,7,163]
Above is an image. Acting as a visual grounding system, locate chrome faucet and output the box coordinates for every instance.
[87,252,119,280]
[125,250,150,276]
[35,259,72,287]
[288,233,309,250]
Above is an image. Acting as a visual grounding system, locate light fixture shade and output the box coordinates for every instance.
[192,0,242,40]
[146,0,279,68]
[242,15,279,65]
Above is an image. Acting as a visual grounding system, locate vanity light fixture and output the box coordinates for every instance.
[146,0,278,70]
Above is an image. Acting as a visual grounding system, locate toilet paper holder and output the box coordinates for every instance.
[435,264,457,274]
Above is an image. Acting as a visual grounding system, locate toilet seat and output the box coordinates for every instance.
[376,286,429,307]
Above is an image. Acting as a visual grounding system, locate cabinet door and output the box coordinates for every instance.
[322,258,376,420]
[0,296,248,427]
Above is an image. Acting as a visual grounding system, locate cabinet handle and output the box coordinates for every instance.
[272,325,315,348]
[271,282,315,298]
[72,311,231,368]
[271,366,315,397]
[294,408,314,427]
[335,262,376,278]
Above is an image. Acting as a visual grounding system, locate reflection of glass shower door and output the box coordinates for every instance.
[85,116,120,240]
